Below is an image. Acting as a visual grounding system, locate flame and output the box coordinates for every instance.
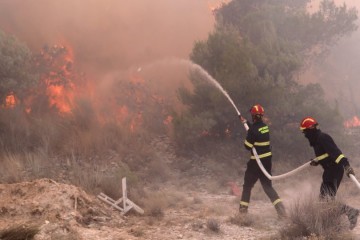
[163,115,173,125]
[130,112,143,132]
[4,92,17,108]
[225,127,231,137]
[13,40,173,134]
[344,116,360,128]
[38,43,76,114]
[115,106,143,132]
[46,84,74,113]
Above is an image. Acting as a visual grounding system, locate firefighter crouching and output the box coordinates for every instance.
[239,104,286,218]
[300,116,359,230]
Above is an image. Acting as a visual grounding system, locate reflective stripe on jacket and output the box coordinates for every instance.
[313,131,348,167]
[244,121,271,160]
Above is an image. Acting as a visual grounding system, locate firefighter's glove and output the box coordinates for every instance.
[239,115,247,124]
[345,165,355,178]
[310,159,319,166]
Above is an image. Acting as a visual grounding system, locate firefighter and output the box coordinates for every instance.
[239,104,286,218]
[300,117,359,230]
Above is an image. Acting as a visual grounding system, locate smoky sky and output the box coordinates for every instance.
[304,0,360,118]
[0,0,359,117]
[0,0,221,76]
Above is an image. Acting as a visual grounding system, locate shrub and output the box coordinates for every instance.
[277,194,353,240]
[206,218,220,233]
[228,214,254,227]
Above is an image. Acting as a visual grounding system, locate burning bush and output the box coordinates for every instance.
[0,35,175,156]
[0,30,38,106]
[0,30,181,196]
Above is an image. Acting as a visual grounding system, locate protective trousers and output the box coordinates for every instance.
[240,157,282,208]
[320,164,357,218]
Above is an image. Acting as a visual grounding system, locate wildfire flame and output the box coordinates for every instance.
[163,115,173,125]
[130,112,143,132]
[1,41,174,134]
[344,116,360,128]
[46,84,74,113]
[4,92,17,109]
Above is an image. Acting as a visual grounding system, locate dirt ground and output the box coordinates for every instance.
[0,176,360,240]
[0,178,279,240]
[1,138,360,239]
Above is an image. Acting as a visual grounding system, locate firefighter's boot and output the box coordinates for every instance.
[239,205,248,214]
[347,208,359,230]
[275,202,286,219]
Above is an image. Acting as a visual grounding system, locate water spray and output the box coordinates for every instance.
[190,61,360,187]
[159,58,310,180]
[135,58,360,186]
[184,59,311,180]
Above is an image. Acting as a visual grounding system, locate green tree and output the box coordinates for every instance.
[173,0,357,159]
[0,30,37,105]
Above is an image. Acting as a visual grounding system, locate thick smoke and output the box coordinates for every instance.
[0,0,220,76]
[0,0,227,119]
[302,0,360,120]
[0,0,358,120]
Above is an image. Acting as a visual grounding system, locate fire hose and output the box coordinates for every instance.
[239,114,360,189]
[239,116,311,180]
[190,61,360,188]
[350,174,360,190]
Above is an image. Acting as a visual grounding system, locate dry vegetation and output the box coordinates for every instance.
[228,213,255,227]
[0,224,40,240]
[0,105,360,239]
[269,194,355,240]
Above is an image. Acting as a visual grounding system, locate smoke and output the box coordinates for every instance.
[301,0,360,119]
[0,0,220,76]
[325,1,360,118]
[2,0,358,120]
[0,0,229,122]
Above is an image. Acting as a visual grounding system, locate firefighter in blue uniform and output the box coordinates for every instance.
[300,116,359,230]
[239,104,286,218]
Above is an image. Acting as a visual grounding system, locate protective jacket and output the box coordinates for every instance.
[244,121,271,160]
[239,119,284,217]
[302,127,359,229]
[305,129,349,168]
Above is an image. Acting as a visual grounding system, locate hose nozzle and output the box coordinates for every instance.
[238,115,247,124]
